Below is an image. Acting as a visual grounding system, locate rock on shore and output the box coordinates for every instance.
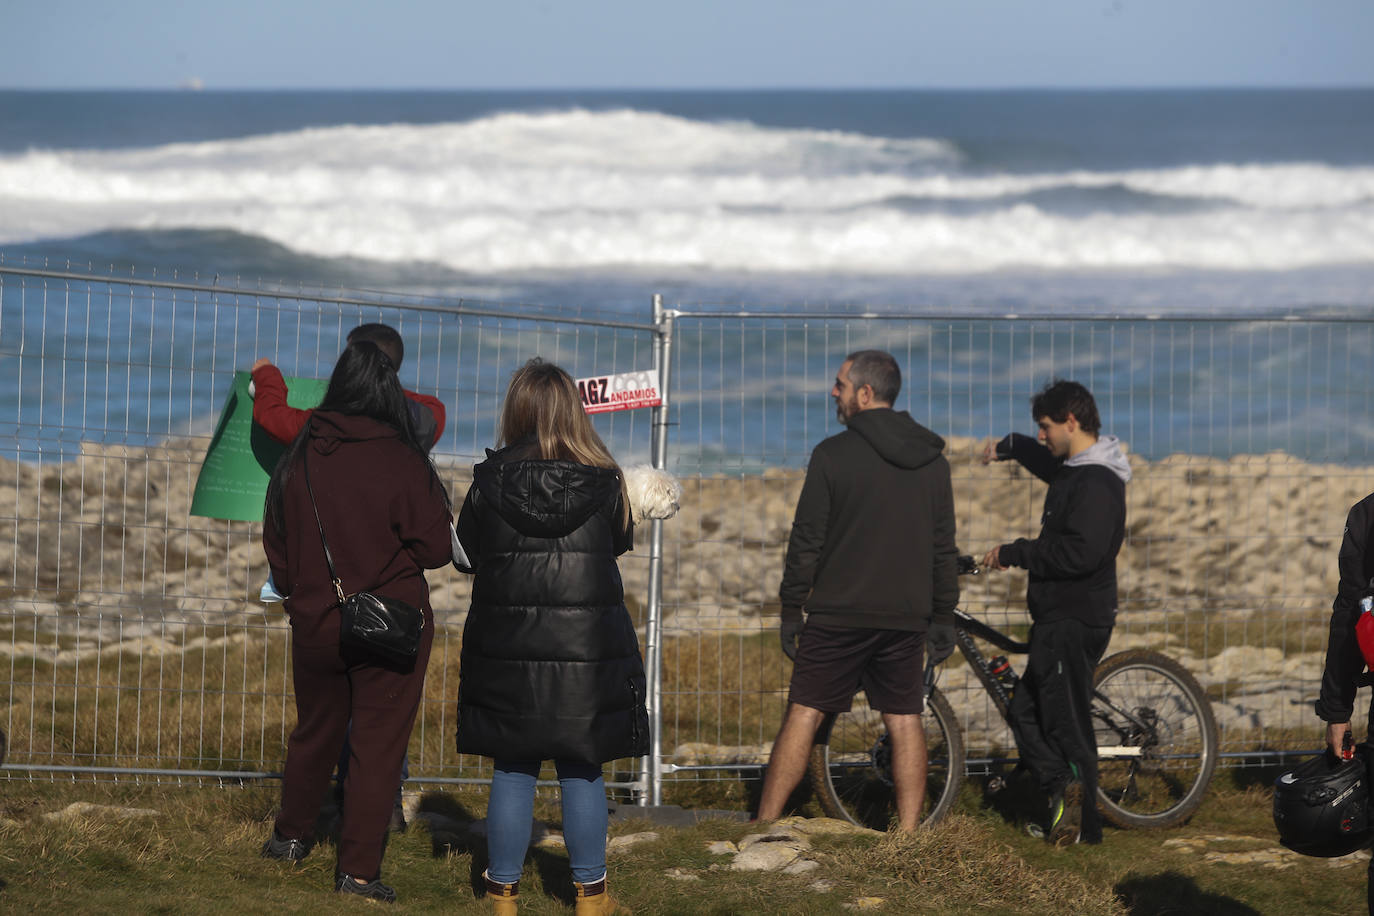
[2,435,1366,747]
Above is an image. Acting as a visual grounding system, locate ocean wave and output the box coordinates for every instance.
[0,109,1371,273]
[870,183,1230,217]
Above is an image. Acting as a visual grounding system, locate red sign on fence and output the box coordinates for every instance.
[576,370,662,414]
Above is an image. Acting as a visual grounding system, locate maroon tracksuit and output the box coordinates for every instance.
[263,410,451,879]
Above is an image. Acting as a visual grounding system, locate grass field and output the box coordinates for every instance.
[0,767,1365,915]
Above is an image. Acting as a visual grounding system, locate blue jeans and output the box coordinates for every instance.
[486,759,607,885]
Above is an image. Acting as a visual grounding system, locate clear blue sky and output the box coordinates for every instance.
[6,0,1372,90]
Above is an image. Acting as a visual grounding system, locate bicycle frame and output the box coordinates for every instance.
[924,607,1030,720]
[929,606,1153,762]
[815,607,1217,832]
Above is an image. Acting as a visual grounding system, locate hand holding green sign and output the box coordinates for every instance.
[190,371,328,521]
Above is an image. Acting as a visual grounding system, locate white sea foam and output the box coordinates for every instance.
[0,108,1371,273]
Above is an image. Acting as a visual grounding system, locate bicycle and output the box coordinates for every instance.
[806,555,1219,831]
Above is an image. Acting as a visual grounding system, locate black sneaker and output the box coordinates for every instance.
[260,829,313,862]
[1047,781,1083,847]
[1023,785,1056,839]
[336,873,397,903]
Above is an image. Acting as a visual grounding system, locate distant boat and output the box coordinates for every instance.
[178,77,205,91]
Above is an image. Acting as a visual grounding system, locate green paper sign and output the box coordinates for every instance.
[189,371,329,521]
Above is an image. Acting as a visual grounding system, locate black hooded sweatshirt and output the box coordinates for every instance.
[1316,491,1374,727]
[779,407,959,632]
[993,432,1129,628]
[452,442,649,764]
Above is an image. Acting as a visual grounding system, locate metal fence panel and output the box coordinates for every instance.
[3,264,1365,797]
[656,310,1369,785]
[1,266,659,788]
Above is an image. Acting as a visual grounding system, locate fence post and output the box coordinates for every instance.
[640,293,675,806]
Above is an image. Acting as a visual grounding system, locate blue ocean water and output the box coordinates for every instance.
[2,90,1374,466]
[1,89,1372,312]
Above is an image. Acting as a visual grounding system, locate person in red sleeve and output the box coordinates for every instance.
[252,323,448,834]
[251,323,445,452]
[1315,490,1374,914]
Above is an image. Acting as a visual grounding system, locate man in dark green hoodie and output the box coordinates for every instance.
[755,350,959,831]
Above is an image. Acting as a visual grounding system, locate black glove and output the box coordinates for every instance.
[780,606,804,661]
[926,622,956,666]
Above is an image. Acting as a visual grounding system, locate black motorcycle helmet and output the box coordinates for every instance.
[1273,748,1372,857]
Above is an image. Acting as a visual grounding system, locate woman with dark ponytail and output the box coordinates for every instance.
[260,340,452,903]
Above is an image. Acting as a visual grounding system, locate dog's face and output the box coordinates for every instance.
[625,466,682,522]
[639,479,681,521]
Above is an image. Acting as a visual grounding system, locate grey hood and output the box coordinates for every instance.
[845,408,946,470]
[1065,434,1132,483]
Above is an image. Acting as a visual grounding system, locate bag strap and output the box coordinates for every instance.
[301,445,348,605]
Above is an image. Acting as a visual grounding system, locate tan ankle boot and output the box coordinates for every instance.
[483,870,518,915]
[574,877,630,915]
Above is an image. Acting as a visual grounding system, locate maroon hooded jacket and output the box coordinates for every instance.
[263,410,452,648]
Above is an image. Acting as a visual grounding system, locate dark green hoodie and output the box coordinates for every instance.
[779,408,959,632]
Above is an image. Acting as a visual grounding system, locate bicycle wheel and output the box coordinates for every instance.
[807,686,965,829]
[1092,648,1218,829]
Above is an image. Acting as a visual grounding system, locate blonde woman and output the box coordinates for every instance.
[454,358,646,915]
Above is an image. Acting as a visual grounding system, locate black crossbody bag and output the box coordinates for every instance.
[303,448,424,672]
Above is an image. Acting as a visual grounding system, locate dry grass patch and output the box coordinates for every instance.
[824,815,1125,915]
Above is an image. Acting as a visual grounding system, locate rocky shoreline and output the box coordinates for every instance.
[3,434,1368,754]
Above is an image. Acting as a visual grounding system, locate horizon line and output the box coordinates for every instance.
[3,82,1373,93]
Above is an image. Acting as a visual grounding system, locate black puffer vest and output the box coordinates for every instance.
[453,444,649,764]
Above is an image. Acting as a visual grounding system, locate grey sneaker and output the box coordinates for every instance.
[336,873,397,903]
[260,829,313,862]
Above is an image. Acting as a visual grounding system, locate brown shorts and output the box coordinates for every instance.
[787,622,925,715]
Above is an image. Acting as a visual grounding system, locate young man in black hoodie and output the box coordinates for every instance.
[981,380,1130,846]
[756,350,959,831]
[1315,490,1374,913]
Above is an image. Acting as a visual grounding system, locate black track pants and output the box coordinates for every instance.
[1009,617,1112,843]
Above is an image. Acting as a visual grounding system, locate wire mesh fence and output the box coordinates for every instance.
[2,262,1366,800]
[0,265,659,790]
[655,309,1370,785]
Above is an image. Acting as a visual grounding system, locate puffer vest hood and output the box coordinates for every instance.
[472,447,623,539]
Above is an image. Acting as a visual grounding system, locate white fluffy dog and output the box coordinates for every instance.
[623,465,683,523]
